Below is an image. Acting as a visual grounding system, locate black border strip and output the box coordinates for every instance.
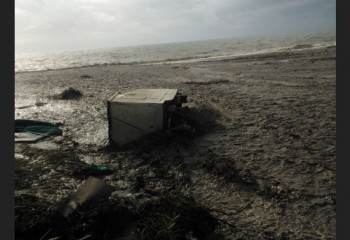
[336,0,349,239]
[1,0,14,238]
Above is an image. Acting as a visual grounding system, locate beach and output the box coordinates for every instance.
[15,45,336,239]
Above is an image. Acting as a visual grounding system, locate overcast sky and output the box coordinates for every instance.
[15,0,336,53]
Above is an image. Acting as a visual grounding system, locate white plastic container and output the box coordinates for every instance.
[107,89,184,147]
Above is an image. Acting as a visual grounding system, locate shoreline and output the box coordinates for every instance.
[15,44,336,74]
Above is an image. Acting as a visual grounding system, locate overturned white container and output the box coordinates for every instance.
[108,89,186,147]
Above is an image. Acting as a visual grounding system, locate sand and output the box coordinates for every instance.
[15,46,336,239]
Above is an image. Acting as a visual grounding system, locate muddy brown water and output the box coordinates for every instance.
[15,46,336,239]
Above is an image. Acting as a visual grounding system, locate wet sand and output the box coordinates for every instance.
[15,46,336,239]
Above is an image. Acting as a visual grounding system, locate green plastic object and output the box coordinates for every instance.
[89,164,109,172]
[15,119,62,136]
[24,126,62,135]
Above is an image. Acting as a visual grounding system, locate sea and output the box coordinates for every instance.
[15,30,335,73]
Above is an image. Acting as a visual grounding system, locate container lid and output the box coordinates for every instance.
[108,89,178,104]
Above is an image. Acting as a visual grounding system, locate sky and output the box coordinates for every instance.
[15,0,336,53]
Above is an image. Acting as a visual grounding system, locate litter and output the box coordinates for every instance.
[88,164,110,173]
[15,119,62,143]
[62,176,115,217]
[107,88,187,147]
[23,125,62,135]
[15,132,50,143]
[73,164,112,179]
[39,228,52,240]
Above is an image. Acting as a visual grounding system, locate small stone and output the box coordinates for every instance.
[54,136,64,144]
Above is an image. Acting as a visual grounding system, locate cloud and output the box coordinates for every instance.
[15,0,335,53]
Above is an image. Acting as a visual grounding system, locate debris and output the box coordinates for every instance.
[184,79,230,85]
[16,105,34,109]
[15,119,62,143]
[58,87,82,100]
[62,177,115,218]
[16,119,57,130]
[39,228,52,240]
[15,132,50,143]
[77,234,92,240]
[35,102,48,107]
[73,164,112,179]
[15,101,47,109]
[30,141,60,150]
[53,136,64,144]
[24,126,62,135]
[107,89,187,147]
[15,120,62,135]
[89,164,109,172]
[80,74,92,79]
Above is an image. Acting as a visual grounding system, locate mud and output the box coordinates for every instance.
[15,46,336,239]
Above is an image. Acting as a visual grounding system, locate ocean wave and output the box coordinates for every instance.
[291,44,315,49]
[287,42,336,51]
[15,31,336,73]
[15,44,336,73]
[15,55,212,73]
